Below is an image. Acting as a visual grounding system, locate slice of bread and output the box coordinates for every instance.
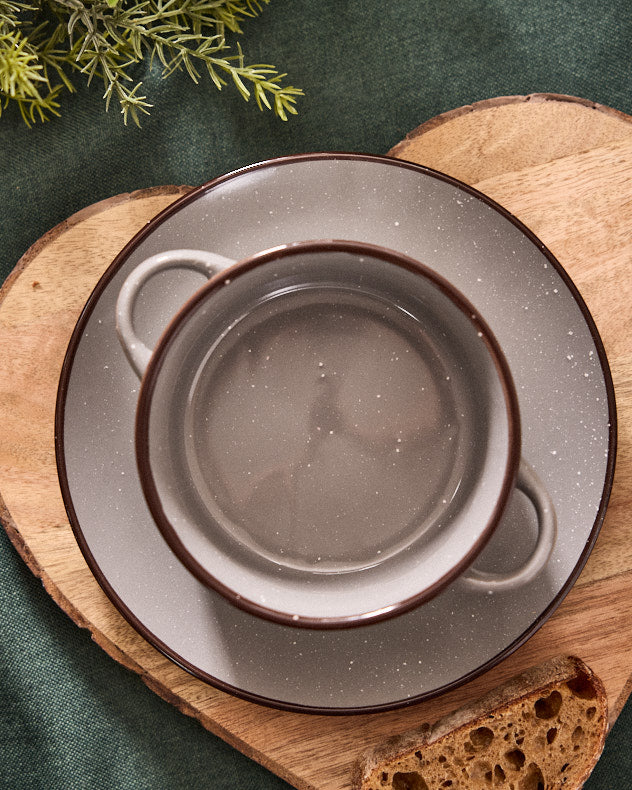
[353,656,607,790]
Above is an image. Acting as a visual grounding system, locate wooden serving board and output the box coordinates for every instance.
[2,94,632,790]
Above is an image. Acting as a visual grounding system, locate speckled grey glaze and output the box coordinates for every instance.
[121,241,535,627]
[56,154,615,713]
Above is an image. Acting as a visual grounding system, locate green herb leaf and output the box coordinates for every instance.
[0,0,303,125]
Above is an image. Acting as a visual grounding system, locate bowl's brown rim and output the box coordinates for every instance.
[134,238,521,629]
[54,151,617,715]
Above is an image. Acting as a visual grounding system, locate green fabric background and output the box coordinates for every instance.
[1,1,631,787]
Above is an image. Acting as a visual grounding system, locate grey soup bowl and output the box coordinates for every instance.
[116,239,556,628]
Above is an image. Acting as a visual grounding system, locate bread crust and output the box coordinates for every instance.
[353,656,607,790]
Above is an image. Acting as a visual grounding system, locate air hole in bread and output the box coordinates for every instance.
[518,763,544,790]
[494,764,506,782]
[546,727,557,744]
[572,725,584,743]
[469,726,494,749]
[470,760,492,782]
[567,673,597,700]
[585,706,597,720]
[505,749,526,770]
[438,755,447,764]
[572,725,585,751]
[392,771,428,790]
[534,690,562,719]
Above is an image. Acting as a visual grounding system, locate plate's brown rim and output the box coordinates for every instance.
[134,238,521,629]
[54,151,617,715]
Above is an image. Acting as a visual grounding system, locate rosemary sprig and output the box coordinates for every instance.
[0,0,302,126]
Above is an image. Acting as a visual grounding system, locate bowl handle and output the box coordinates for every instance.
[462,459,557,591]
[115,249,235,378]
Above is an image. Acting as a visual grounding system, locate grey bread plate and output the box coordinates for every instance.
[55,153,615,714]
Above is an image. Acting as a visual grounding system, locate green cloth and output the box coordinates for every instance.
[1,1,631,787]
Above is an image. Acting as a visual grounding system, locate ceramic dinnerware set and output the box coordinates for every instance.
[56,154,615,712]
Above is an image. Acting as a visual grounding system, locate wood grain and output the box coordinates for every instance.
[388,92,632,184]
[2,96,632,790]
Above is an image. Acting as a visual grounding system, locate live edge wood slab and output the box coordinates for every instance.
[1,94,632,790]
